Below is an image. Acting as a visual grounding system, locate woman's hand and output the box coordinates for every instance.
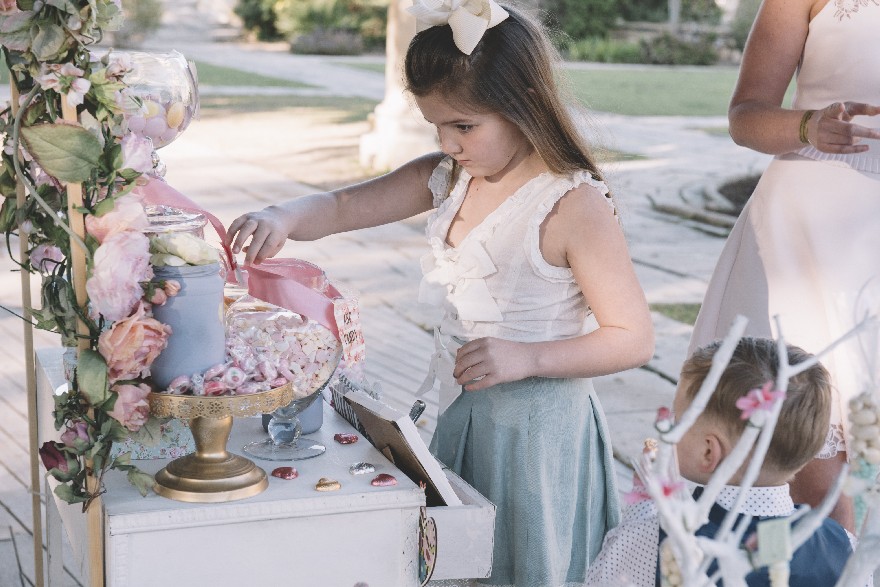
[225,206,293,265]
[453,337,534,391]
[806,102,880,154]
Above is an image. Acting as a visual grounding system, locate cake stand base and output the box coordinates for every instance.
[154,452,268,503]
[152,414,268,503]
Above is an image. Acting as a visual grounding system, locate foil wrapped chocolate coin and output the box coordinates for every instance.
[271,466,299,480]
[334,433,359,445]
[315,477,341,492]
[349,462,376,475]
[371,473,398,487]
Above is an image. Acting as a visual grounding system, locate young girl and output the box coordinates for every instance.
[226,3,654,585]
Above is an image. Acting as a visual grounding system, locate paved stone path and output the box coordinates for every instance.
[0,1,776,584]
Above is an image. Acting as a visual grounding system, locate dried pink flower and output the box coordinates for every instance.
[60,420,90,446]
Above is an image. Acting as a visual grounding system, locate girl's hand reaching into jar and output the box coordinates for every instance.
[806,102,880,154]
[225,206,293,265]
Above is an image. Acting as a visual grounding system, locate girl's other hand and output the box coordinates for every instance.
[225,207,292,264]
[808,101,880,154]
[453,337,534,391]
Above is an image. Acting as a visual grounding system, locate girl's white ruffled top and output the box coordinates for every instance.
[417,156,615,413]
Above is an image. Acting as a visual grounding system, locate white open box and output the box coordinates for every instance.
[340,387,496,581]
[430,467,496,581]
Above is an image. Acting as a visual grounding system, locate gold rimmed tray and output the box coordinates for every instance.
[148,384,297,503]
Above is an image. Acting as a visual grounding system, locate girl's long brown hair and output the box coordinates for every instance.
[404,5,603,182]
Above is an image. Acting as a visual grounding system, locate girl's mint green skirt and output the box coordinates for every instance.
[430,376,620,587]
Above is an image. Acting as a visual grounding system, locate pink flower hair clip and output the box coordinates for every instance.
[735,381,786,427]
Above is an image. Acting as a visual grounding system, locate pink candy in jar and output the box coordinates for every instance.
[225,297,342,399]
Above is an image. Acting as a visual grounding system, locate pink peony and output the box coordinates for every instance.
[85,194,149,244]
[98,301,171,381]
[120,133,155,174]
[108,383,152,431]
[86,231,152,322]
[30,243,64,272]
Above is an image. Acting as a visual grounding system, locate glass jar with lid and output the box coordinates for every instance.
[144,204,207,238]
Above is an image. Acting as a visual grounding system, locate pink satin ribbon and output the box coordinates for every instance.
[135,177,341,339]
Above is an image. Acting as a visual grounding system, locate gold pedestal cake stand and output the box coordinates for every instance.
[148,384,296,503]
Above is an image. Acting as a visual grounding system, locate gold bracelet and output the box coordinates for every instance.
[799,109,815,145]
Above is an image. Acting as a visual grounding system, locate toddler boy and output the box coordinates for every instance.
[587,337,861,586]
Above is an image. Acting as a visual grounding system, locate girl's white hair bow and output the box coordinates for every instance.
[408,0,510,55]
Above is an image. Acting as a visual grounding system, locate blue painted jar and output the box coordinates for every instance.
[150,262,226,390]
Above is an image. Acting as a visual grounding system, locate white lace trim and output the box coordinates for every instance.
[525,170,613,282]
[817,423,847,459]
[427,156,456,208]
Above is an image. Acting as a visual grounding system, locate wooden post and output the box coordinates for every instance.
[11,79,46,587]
[59,97,105,587]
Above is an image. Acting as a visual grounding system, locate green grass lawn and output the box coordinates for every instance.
[335,61,743,116]
[650,302,702,325]
[565,67,797,117]
[192,61,311,88]
[336,61,385,75]
[199,94,378,123]
[565,67,740,116]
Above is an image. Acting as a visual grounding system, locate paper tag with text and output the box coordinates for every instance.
[333,296,366,375]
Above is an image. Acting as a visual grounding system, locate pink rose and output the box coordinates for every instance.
[98,301,171,381]
[85,194,149,244]
[86,231,152,322]
[149,288,168,305]
[108,383,152,431]
[30,243,64,272]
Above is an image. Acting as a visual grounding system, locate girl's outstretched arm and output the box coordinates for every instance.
[226,152,443,264]
[728,0,880,155]
[453,183,655,390]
